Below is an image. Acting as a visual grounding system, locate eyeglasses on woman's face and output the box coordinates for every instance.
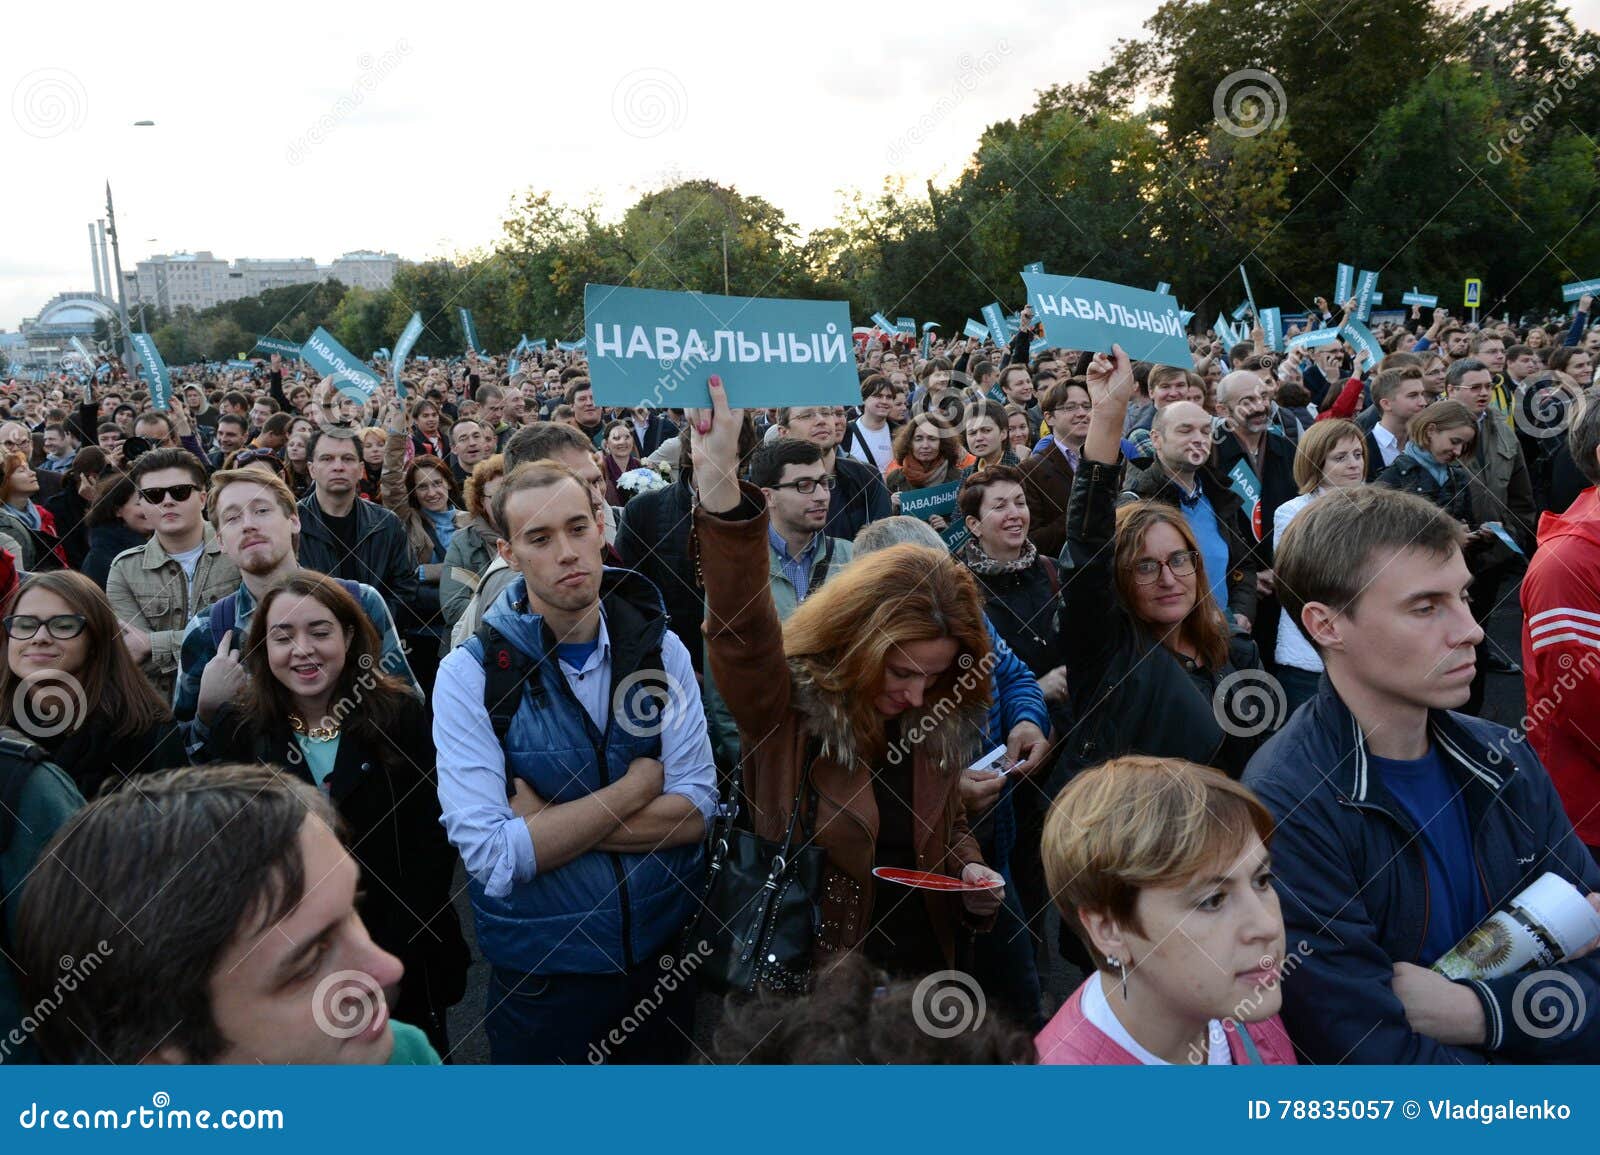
[1131,550,1200,585]
[3,613,87,641]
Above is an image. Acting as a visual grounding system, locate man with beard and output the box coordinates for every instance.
[172,470,417,724]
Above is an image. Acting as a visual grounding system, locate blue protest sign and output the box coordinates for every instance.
[1231,300,1252,322]
[870,312,898,336]
[1562,278,1600,302]
[981,302,1009,347]
[1401,290,1438,307]
[1370,291,1384,305]
[128,333,171,411]
[392,312,424,397]
[1239,264,1258,320]
[1339,317,1382,367]
[963,318,989,340]
[1354,269,1379,322]
[1022,273,1189,368]
[1286,327,1342,352]
[895,316,916,336]
[1259,308,1283,353]
[1180,310,1194,326]
[458,308,484,355]
[556,338,587,352]
[1213,314,1239,349]
[1335,263,1354,305]
[253,335,302,358]
[1023,262,1044,274]
[583,283,856,410]
[301,326,382,401]
[1154,281,1171,296]
[898,480,961,522]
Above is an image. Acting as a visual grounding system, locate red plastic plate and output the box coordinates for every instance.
[871,866,1003,891]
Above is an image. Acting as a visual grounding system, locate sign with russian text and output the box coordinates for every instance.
[1022,273,1190,368]
[1335,263,1354,305]
[896,316,916,336]
[129,333,171,411]
[898,480,961,522]
[1259,308,1283,353]
[1562,279,1600,302]
[1354,269,1379,322]
[1402,290,1438,307]
[1213,314,1239,349]
[1338,317,1382,368]
[583,284,857,409]
[871,312,897,336]
[458,308,484,355]
[392,312,424,397]
[981,302,1009,348]
[963,318,989,340]
[1286,327,1341,353]
[253,335,302,358]
[301,326,382,402]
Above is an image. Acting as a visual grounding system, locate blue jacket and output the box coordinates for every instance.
[1244,679,1600,1063]
[461,568,704,975]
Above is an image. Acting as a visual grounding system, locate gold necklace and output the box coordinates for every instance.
[289,714,341,742]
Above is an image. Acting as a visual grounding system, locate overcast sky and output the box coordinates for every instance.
[3,0,1592,329]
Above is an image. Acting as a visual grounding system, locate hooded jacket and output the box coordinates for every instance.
[1522,486,1600,845]
[697,485,992,965]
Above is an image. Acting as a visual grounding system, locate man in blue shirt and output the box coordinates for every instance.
[433,458,715,1064]
[1246,484,1600,1063]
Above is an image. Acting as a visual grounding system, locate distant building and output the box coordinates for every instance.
[124,249,401,312]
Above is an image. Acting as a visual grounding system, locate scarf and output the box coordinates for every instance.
[897,455,950,489]
[422,506,457,561]
[1402,440,1451,487]
[960,536,1038,576]
[4,500,40,531]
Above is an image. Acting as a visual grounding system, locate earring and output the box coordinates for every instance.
[1108,955,1128,1002]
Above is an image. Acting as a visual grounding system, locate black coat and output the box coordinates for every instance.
[965,556,1060,680]
[205,695,469,1021]
[1375,453,1476,525]
[1060,458,1264,777]
[295,493,418,627]
[1119,459,1260,626]
[1210,431,1298,569]
[81,522,148,589]
[41,716,186,800]
[614,476,703,674]
[826,453,892,543]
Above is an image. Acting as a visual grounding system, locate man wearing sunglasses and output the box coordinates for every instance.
[106,449,240,699]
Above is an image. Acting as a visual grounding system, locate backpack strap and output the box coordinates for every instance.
[1039,554,1060,599]
[475,621,543,797]
[208,592,238,647]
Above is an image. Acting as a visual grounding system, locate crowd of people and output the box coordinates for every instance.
[4,289,1600,1066]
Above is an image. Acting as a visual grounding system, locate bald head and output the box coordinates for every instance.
[1217,371,1271,437]
[1152,401,1211,440]
[1150,401,1214,476]
[1217,370,1264,407]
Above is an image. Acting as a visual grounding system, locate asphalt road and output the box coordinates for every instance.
[441,588,1534,1063]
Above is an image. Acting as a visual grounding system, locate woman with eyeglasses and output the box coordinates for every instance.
[198,570,468,1053]
[80,471,152,589]
[0,453,65,572]
[0,571,184,798]
[1059,345,1268,779]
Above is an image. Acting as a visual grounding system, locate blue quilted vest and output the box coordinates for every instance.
[463,569,703,975]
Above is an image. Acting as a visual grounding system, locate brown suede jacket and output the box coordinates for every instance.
[696,483,991,966]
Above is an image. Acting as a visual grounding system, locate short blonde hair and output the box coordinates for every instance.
[207,467,297,528]
[1042,756,1274,969]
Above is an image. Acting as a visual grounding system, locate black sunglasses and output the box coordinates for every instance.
[234,449,282,467]
[138,483,200,505]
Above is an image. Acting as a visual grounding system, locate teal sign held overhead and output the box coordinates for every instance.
[583,284,857,410]
[129,333,171,411]
[1259,308,1283,353]
[1021,273,1189,368]
[1401,290,1438,307]
[1335,263,1355,305]
[392,312,424,396]
[1286,328,1342,353]
[301,326,382,401]
[1562,278,1600,302]
[981,302,1009,348]
[963,318,990,340]
[1354,269,1379,322]
[253,335,302,358]
[459,308,485,355]
[1339,317,1382,367]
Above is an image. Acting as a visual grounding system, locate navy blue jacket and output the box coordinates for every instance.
[1244,680,1600,1063]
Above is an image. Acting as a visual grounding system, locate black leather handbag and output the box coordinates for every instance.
[687,744,826,996]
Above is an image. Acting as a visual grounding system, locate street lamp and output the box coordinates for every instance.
[107,121,156,365]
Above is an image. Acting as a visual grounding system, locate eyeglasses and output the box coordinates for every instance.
[768,476,837,495]
[3,613,87,641]
[1053,402,1093,415]
[1131,550,1200,585]
[138,483,199,505]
